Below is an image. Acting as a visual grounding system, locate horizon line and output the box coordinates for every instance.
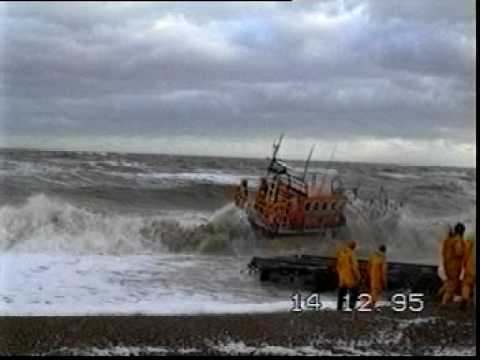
[0,145,476,169]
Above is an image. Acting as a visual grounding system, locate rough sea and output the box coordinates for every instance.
[0,149,476,315]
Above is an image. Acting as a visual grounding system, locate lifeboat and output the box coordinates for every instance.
[234,135,348,238]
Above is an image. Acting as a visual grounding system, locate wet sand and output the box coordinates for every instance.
[0,303,475,355]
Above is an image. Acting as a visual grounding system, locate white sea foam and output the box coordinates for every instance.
[0,253,297,316]
[424,347,476,356]
[43,342,475,356]
[429,170,473,178]
[212,340,402,356]
[137,171,258,186]
[377,171,422,180]
[0,160,63,177]
[91,159,150,171]
[48,346,171,356]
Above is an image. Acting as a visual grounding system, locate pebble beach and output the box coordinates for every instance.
[0,303,475,356]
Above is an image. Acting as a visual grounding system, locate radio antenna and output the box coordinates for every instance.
[319,143,338,191]
[303,145,315,181]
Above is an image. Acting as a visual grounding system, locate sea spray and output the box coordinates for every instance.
[344,198,476,263]
[0,194,256,255]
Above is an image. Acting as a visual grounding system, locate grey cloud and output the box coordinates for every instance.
[0,0,476,162]
[366,0,475,24]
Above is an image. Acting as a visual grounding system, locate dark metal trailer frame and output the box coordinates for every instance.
[248,254,443,295]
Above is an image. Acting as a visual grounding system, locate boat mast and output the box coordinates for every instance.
[267,133,284,175]
[272,133,284,161]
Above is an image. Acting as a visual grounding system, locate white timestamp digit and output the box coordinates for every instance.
[408,293,424,312]
[357,293,373,312]
[291,293,303,312]
[391,293,407,312]
[391,293,424,312]
[305,293,323,311]
[290,293,324,312]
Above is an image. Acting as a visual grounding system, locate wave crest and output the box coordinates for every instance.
[0,194,255,255]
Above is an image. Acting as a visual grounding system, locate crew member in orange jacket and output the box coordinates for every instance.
[336,240,361,311]
[460,233,475,308]
[441,222,466,305]
[234,179,248,208]
[367,244,387,307]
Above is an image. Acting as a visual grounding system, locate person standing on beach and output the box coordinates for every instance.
[441,222,466,305]
[460,232,475,309]
[336,240,361,311]
[437,225,454,299]
[367,245,387,307]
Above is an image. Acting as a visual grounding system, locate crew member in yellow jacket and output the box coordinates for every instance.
[367,245,387,307]
[441,222,466,305]
[336,240,361,311]
[460,232,475,308]
[437,225,454,299]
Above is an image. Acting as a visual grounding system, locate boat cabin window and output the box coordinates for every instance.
[313,202,319,211]
[331,202,336,210]
[322,203,327,210]
[305,203,311,211]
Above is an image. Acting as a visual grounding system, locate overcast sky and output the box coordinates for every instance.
[0,1,476,166]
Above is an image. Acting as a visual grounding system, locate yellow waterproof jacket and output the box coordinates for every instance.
[442,234,465,279]
[368,252,387,290]
[336,246,361,288]
[463,237,475,281]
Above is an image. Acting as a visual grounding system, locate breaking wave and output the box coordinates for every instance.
[0,194,256,255]
[0,193,475,262]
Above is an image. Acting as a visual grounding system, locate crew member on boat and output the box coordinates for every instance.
[234,179,249,208]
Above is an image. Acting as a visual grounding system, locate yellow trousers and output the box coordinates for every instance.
[370,287,382,306]
[442,278,460,305]
[461,275,475,303]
